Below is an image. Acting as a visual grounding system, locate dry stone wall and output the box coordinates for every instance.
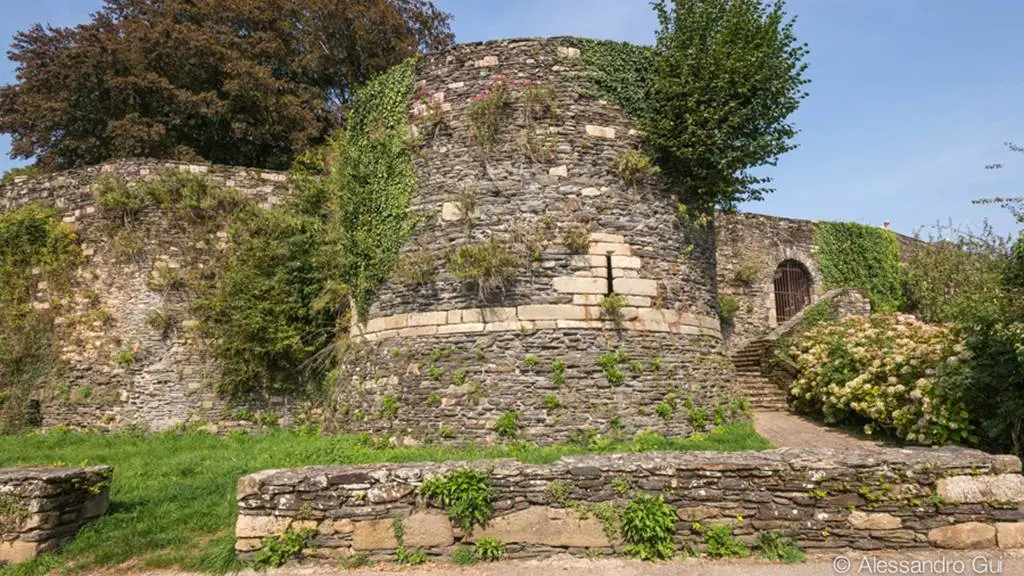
[235,448,1024,561]
[0,466,112,564]
[338,38,734,443]
[0,159,301,431]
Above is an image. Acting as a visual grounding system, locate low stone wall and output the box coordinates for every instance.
[0,466,112,564]
[235,448,1024,562]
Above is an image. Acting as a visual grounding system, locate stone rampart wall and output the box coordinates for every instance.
[0,159,299,431]
[235,448,1024,562]
[0,466,112,564]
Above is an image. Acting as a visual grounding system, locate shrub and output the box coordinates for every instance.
[655,398,675,420]
[734,262,759,285]
[687,406,709,429]
[755,531,805,563]
[448,238,521,301]
[614,149,660,186]
[598,349,628,385]
[522,82,556,121]
[697,523,749,559]
[717,294,740,323]
[95,175,151,225]
[494,411,519,438]
[395,546,427,565]
[380,394,399,420]
[621,494,676,561]
[111,229,145,261]
[392,248,437,287]
[551,359,567,386]
[148,262,185,292]
[419,468,495,531]
[784,313,973,445]
[599,293,627,328]
[563,226,590,255]
[474,537,505,562]
[467,76,510,152]
[252,527,313,570]
[146,308,179,337]
[116,348,137,367]
[541,394,562,410]
[451,545,477,565]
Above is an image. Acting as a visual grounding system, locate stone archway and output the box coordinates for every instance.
[773,259,813,323]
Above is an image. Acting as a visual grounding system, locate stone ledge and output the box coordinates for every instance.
[353,306,722,340]
[236,447,1024,562]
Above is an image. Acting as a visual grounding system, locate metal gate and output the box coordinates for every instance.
[774,260,812,323]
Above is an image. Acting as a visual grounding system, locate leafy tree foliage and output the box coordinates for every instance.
[646,0,809,210]
[0,0,453,171]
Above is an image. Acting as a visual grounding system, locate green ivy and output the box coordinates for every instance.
[571,39,655,121]
[815,221,902,312]
[312,56,419,320]
[0,203,81,432]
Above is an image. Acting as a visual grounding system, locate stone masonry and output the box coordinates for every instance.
[235,448,1024,561]
[0,466,112,564]
[336,38,734,443]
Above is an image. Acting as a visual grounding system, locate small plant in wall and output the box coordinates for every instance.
[755,531,805,564]
[252,527,315,570]
[419,467,496,531]
[599,293,628,328]
[474,537,506,562]
[695,522,749,559]
[392,248,437,288]
[467,75,510,153]
[541,394,562,410]
[598,349,628,385]
[563,225,590,255]
[447,238,521,301]
[411,84,446,139]
[621,493,677,561]
[521,80,557,121]
[717,294,740,323]
[380,394,399,420]
[551,359,567,386]
[614,149,661,187]
[493,411,519,438]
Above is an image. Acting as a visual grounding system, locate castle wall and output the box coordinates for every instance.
[0,159,300,431]
[335,38,735,444]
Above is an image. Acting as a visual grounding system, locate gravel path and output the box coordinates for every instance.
[753,410,884,451]
[93,550,1024,576]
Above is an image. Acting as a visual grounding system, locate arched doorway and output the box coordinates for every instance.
[774,260,812,323]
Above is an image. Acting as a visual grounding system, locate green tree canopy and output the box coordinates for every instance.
[0,0,453,171]
[646,0,809,211]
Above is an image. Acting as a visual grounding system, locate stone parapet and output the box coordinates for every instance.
[235,448,1024,562]
[0,466,112,564]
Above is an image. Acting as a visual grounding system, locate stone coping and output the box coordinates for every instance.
[0,465,114,483]
[352,306,722,341]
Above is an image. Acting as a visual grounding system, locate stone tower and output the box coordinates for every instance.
[334,38,735,443]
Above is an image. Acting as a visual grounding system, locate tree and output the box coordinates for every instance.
[0,0,453,171]
[646,0,809,211]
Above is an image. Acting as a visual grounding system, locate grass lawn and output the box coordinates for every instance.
[0,421,771,575]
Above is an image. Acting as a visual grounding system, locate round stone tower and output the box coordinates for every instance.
[334,38,734,443]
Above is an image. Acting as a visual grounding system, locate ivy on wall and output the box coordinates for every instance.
[814,221,902,312]
[0,203,81,432]
[571,39,654,121]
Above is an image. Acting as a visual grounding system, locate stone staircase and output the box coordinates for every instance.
[731,338,790,411]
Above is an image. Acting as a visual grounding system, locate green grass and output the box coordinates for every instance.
[0,421,770,575]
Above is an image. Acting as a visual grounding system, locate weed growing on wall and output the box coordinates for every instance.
[474,537,505,562]
[467,75,510,153]
[755,531,805,563]
[621,493,676,560]
[447,238,521,301]
[717,294,740,323]
[614,150,661,187]
[418,467,496,531]
[815,221,902,312]
[252,527,314,570]
[696,522,749,558]
[0,202,81,432]
[599,293,627,328]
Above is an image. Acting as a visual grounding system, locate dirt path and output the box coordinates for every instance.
[96,550,1024,576]
[753,410,884,451]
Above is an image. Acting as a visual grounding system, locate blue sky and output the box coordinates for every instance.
[2,0,1023,236]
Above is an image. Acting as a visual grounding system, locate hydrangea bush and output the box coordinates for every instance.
[784,313,974,445]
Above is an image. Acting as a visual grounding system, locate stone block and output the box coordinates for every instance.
[352,518,399,550]
[475,55,499,67]
[471,507,612,548]
[572,294,603,305]
[611,255,642,269]
[581,187,602,197]
[549,165,568,177]
[437,322,484,334]
[936,474,1024,504]
[585,125,616,139]
[848,511,902,530]
[404,511,454,548]
[365,314,408,333]
[234,538,263,552]
[485,321,522,332]
[397,326,437,337]
[446,310,461,323]
[517,305,586,321]
[996,522,1024,549]
[556,46,580,58]
[0,540,39,564]
[235,514,291,538]
[367,483,414,504]
[588,232,625,244]
[552,276,607,295]
[440,202,462,221]
[481,307,517,322]
[994,455,1023,474]
[614,278,658,297]
[677,506,720,521]
[927,522,997,549]
[407,311,447,327]
[461,308,483,323]
[588,242,632,256]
